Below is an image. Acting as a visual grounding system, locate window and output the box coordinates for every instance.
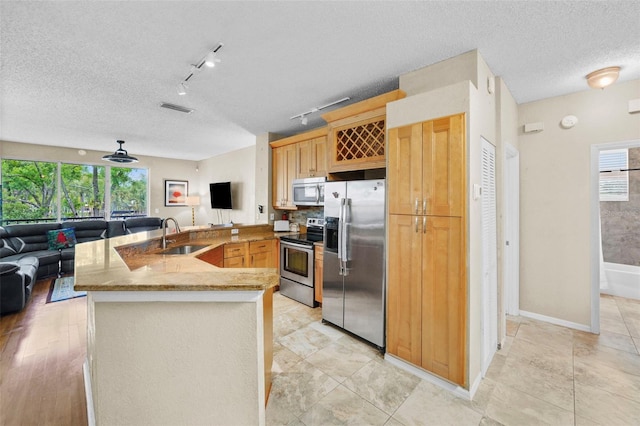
[1,159,149,224]
[110,167,148,219]
[599,149,629,201]
[61,163,106,220]
[1,159,58,223]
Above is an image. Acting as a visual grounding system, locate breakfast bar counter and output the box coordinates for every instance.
[76,224,282,426]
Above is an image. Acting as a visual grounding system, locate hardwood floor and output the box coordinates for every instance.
[1,276,88,426]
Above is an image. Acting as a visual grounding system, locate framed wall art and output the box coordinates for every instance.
[164,180,188,206]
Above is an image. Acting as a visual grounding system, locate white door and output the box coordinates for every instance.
[481,137,498,376]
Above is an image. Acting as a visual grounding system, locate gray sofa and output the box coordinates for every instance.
[0,217,164,315]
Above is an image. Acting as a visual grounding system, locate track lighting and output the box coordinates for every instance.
[176,43,223,95]
[204,51,219,68]
[290,97,351,125]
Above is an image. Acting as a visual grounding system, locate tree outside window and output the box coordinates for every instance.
[1,159,149,224]
[1,159,58,223]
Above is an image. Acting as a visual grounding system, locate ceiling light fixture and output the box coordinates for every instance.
[204,51,219,68]
[290,97,351,125]
[176,43,223,95]
[586,66,620,89]
[102,140,139,164]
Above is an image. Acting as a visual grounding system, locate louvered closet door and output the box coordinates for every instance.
[481,137,498,376]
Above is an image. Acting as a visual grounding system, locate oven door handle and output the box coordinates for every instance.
[280,240,313,251]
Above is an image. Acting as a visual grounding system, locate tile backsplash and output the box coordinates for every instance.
[277,207,323,225]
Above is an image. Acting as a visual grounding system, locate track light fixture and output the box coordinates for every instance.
[176,43,223,95]
[204,51,219,68]
[290,97,351,125]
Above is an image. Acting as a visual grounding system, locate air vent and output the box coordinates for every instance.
[160,102,194,114]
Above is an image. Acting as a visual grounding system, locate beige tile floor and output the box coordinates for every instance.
[266,292,640,425]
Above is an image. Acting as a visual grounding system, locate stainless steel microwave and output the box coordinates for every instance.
[292,177,325,206]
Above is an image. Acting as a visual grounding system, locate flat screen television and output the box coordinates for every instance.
[209,182,233,209]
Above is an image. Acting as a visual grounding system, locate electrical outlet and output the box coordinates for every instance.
[231,228,239,235]
[269,213,275,221]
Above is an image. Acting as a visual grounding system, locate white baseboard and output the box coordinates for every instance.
[83,359,95,426]
[384,354,477,400]
[519,310,592,333]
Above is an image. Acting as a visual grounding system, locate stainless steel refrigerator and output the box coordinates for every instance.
[323,179,386,349]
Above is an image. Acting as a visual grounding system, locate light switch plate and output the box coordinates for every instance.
[231,229,239,235]
[473,184,482,200]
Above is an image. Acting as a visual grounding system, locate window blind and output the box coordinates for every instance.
[599,149,628,201]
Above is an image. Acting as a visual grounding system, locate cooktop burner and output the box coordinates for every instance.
[279,218,323,246]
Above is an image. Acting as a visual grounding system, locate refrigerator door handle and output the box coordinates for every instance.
[338,198,345,274]
[343,198,351,276]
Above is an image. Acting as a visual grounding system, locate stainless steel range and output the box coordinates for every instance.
[279,218,323,307]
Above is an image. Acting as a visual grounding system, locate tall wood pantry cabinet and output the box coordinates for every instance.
[386,113,467,387]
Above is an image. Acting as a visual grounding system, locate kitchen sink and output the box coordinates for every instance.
[159,244,210,255]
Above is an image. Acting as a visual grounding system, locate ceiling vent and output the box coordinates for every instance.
[160,102,194,114]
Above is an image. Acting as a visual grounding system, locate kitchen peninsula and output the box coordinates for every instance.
[74,225,280,426]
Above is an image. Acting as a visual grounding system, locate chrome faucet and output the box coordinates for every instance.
[162,217,181,249]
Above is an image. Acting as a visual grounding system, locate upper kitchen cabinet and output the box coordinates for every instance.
[295,130,327,178]
[322,90,405,173]
[271,144,297,210]
[388,114,465,217]
[270,127,328,210]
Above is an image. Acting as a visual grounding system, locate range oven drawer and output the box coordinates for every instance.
[280,277,315,307]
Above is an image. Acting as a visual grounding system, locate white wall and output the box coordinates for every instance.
[0,140,199,227]
[495,77,519,341]
[518,79,640,327]
[255,133,282,225]
[197,145,256,226]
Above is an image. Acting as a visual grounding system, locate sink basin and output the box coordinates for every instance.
[159,244,210,255]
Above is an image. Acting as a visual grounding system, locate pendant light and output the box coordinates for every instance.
[102,140,139,163]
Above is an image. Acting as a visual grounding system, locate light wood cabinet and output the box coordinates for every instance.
[271,127,328,209]
[196,245,224,267]
[272,145,297,210]
[224,242,249,268]
[386,113,467,387]
[314,244,323,304]
[297,136,327,178]
[387,214,422,365]
[322,90,405,173]
[249,239,277,268]
[388,115,464,217]
[222,240,277,269]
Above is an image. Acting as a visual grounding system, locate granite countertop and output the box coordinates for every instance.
[74,224,291,292]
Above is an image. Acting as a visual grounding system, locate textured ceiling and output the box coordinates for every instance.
[1,1,639,161]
